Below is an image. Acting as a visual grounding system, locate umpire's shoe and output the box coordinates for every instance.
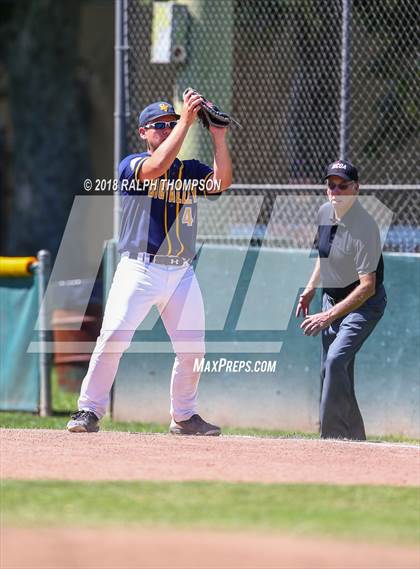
[67,410,100,433]
[170,414,221,436]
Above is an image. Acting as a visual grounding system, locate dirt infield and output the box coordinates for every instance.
[2,429,419,569]
[1,428,419,485]
[2,527,419,569]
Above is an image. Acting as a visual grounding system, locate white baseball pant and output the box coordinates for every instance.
[78,256,205,421]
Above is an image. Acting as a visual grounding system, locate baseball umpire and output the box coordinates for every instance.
[296,160,387,440]
[67,89,232,435]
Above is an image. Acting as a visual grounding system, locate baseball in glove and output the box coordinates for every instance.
[183,87,241,129]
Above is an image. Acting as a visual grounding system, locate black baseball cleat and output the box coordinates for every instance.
[67,410,100,433]
[170,414,221,436]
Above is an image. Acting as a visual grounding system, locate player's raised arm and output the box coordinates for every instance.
[209,126,232,191]
[139,91,203,182]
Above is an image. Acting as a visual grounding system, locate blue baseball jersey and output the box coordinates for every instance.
[118,152,216,259]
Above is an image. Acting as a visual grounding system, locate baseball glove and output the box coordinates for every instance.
[183,87,241,129]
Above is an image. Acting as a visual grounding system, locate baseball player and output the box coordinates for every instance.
[67,89,232,434]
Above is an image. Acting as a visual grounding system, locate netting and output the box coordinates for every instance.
[350,1,419,183]
[196,188,420,253]
[124,0,420,252]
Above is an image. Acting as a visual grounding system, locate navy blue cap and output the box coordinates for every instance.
[138,101,180,127]
[324,160,359,182]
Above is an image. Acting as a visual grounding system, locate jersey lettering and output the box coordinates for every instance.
[118,153,215,259]
[144,178,202,204]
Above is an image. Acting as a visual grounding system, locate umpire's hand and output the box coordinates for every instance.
[300,311,333,336]
[296,287,316,318]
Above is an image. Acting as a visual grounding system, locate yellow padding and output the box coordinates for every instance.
[0,256,37,277]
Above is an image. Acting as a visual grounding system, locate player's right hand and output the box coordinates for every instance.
[180,89,203,127]
[296,288,316,318]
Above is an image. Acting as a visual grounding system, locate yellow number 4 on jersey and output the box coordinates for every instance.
[182,206,194,227]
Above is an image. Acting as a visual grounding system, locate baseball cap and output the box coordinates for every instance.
[138,101,180,127]
[324,160,359,182]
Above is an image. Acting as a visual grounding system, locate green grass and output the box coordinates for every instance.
[1,412,419,444]
[1,368,417,443]
[47,372,320,437]
[1,480,419,545]
[50,367,78,412]
[0,411,168,433]
[0,411,316,437]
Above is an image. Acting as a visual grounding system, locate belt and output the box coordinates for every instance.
[121,251,192,267]
[325,294,338,305]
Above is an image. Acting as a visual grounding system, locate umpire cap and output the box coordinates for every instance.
[324,160,359,182]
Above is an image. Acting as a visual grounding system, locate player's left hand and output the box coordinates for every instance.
[301,311,334,336]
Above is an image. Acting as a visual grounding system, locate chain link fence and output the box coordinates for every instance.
[123,0,420,252]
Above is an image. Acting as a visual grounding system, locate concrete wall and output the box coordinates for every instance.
[112,247,420,438]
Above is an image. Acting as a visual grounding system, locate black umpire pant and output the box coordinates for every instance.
[320,285,387,440]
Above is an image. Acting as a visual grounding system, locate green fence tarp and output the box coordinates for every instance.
[0,277,39,411]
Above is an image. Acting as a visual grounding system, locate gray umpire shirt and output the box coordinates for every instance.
[315,199,384,302]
